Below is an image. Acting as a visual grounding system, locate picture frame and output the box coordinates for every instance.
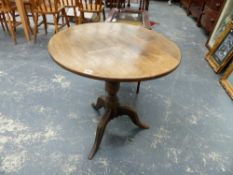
[206,0,233,49]
[220,62,233,100]
[205,21,233,73]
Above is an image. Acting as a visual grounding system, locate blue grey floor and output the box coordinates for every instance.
[0,1,233,175]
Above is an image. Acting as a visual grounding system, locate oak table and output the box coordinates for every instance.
[48,23,181,159]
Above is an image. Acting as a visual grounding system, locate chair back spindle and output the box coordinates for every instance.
[0,0,11,11]
[78,0,103,12]
[60,0,77,7]
[33,0,60,12]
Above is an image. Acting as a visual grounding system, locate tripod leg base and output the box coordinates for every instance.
[88,110,111,160]
[118,106,149,129]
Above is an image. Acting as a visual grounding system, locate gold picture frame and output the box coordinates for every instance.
[205,21,233,73]
[206,0,233,49]
[220,62,233,100]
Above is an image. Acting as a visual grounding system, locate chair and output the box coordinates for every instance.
[32,0,70,41]
[77,0,106,24]
[0,0,21,43]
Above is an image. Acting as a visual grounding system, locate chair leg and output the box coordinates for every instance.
[78,16,82,24]
[23,4,33,34]
[6,12,16,44]
[59,13,64,25]
[31,6,36,28]
[33,13,39,42]
[42,15,47,35]
[63,9,70,27]
[53,14,59,33]
[61,9,70,27]
[102,9,106,21]
[0,13,6,31]
[11,10,16,32]
[127,0,130,7]
[28,5,35,34]
[27,14,33,34]
[78,12,84,24]
[2,13,9,32]
[73,7,78,24]
[57,12,60,26]
[136,81,141,94]
[96,12,101,22]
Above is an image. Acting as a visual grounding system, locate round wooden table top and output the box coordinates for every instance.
[48,23,181,82]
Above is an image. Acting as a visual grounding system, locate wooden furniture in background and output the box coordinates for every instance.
[77,0,105,23]
[180,0,190,12]
[48,23,181,159]
[189,0,205,22]
[106,8,151,93]
[200,0,225,33]
[205,21,233,73]
[0,0,21,43]
[32,0,70,41]
[180,0,225,34]
[220,62,233,100]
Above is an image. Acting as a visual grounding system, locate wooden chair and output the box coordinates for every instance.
[77,0,106,24]
[0,0,21,43]
[32,0,70,41]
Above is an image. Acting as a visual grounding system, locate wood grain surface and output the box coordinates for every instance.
[48,23,181,82]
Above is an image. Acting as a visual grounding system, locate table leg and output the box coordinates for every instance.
[15,0,31,41]
[88,81,149,160]
[91,96,106,110]
[136,81,141,94]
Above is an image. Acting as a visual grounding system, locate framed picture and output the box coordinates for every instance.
[206,0,233,49]
[220,62,233,99]
[205,21,233,73]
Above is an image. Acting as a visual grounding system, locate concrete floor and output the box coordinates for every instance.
[0,1,233,175]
